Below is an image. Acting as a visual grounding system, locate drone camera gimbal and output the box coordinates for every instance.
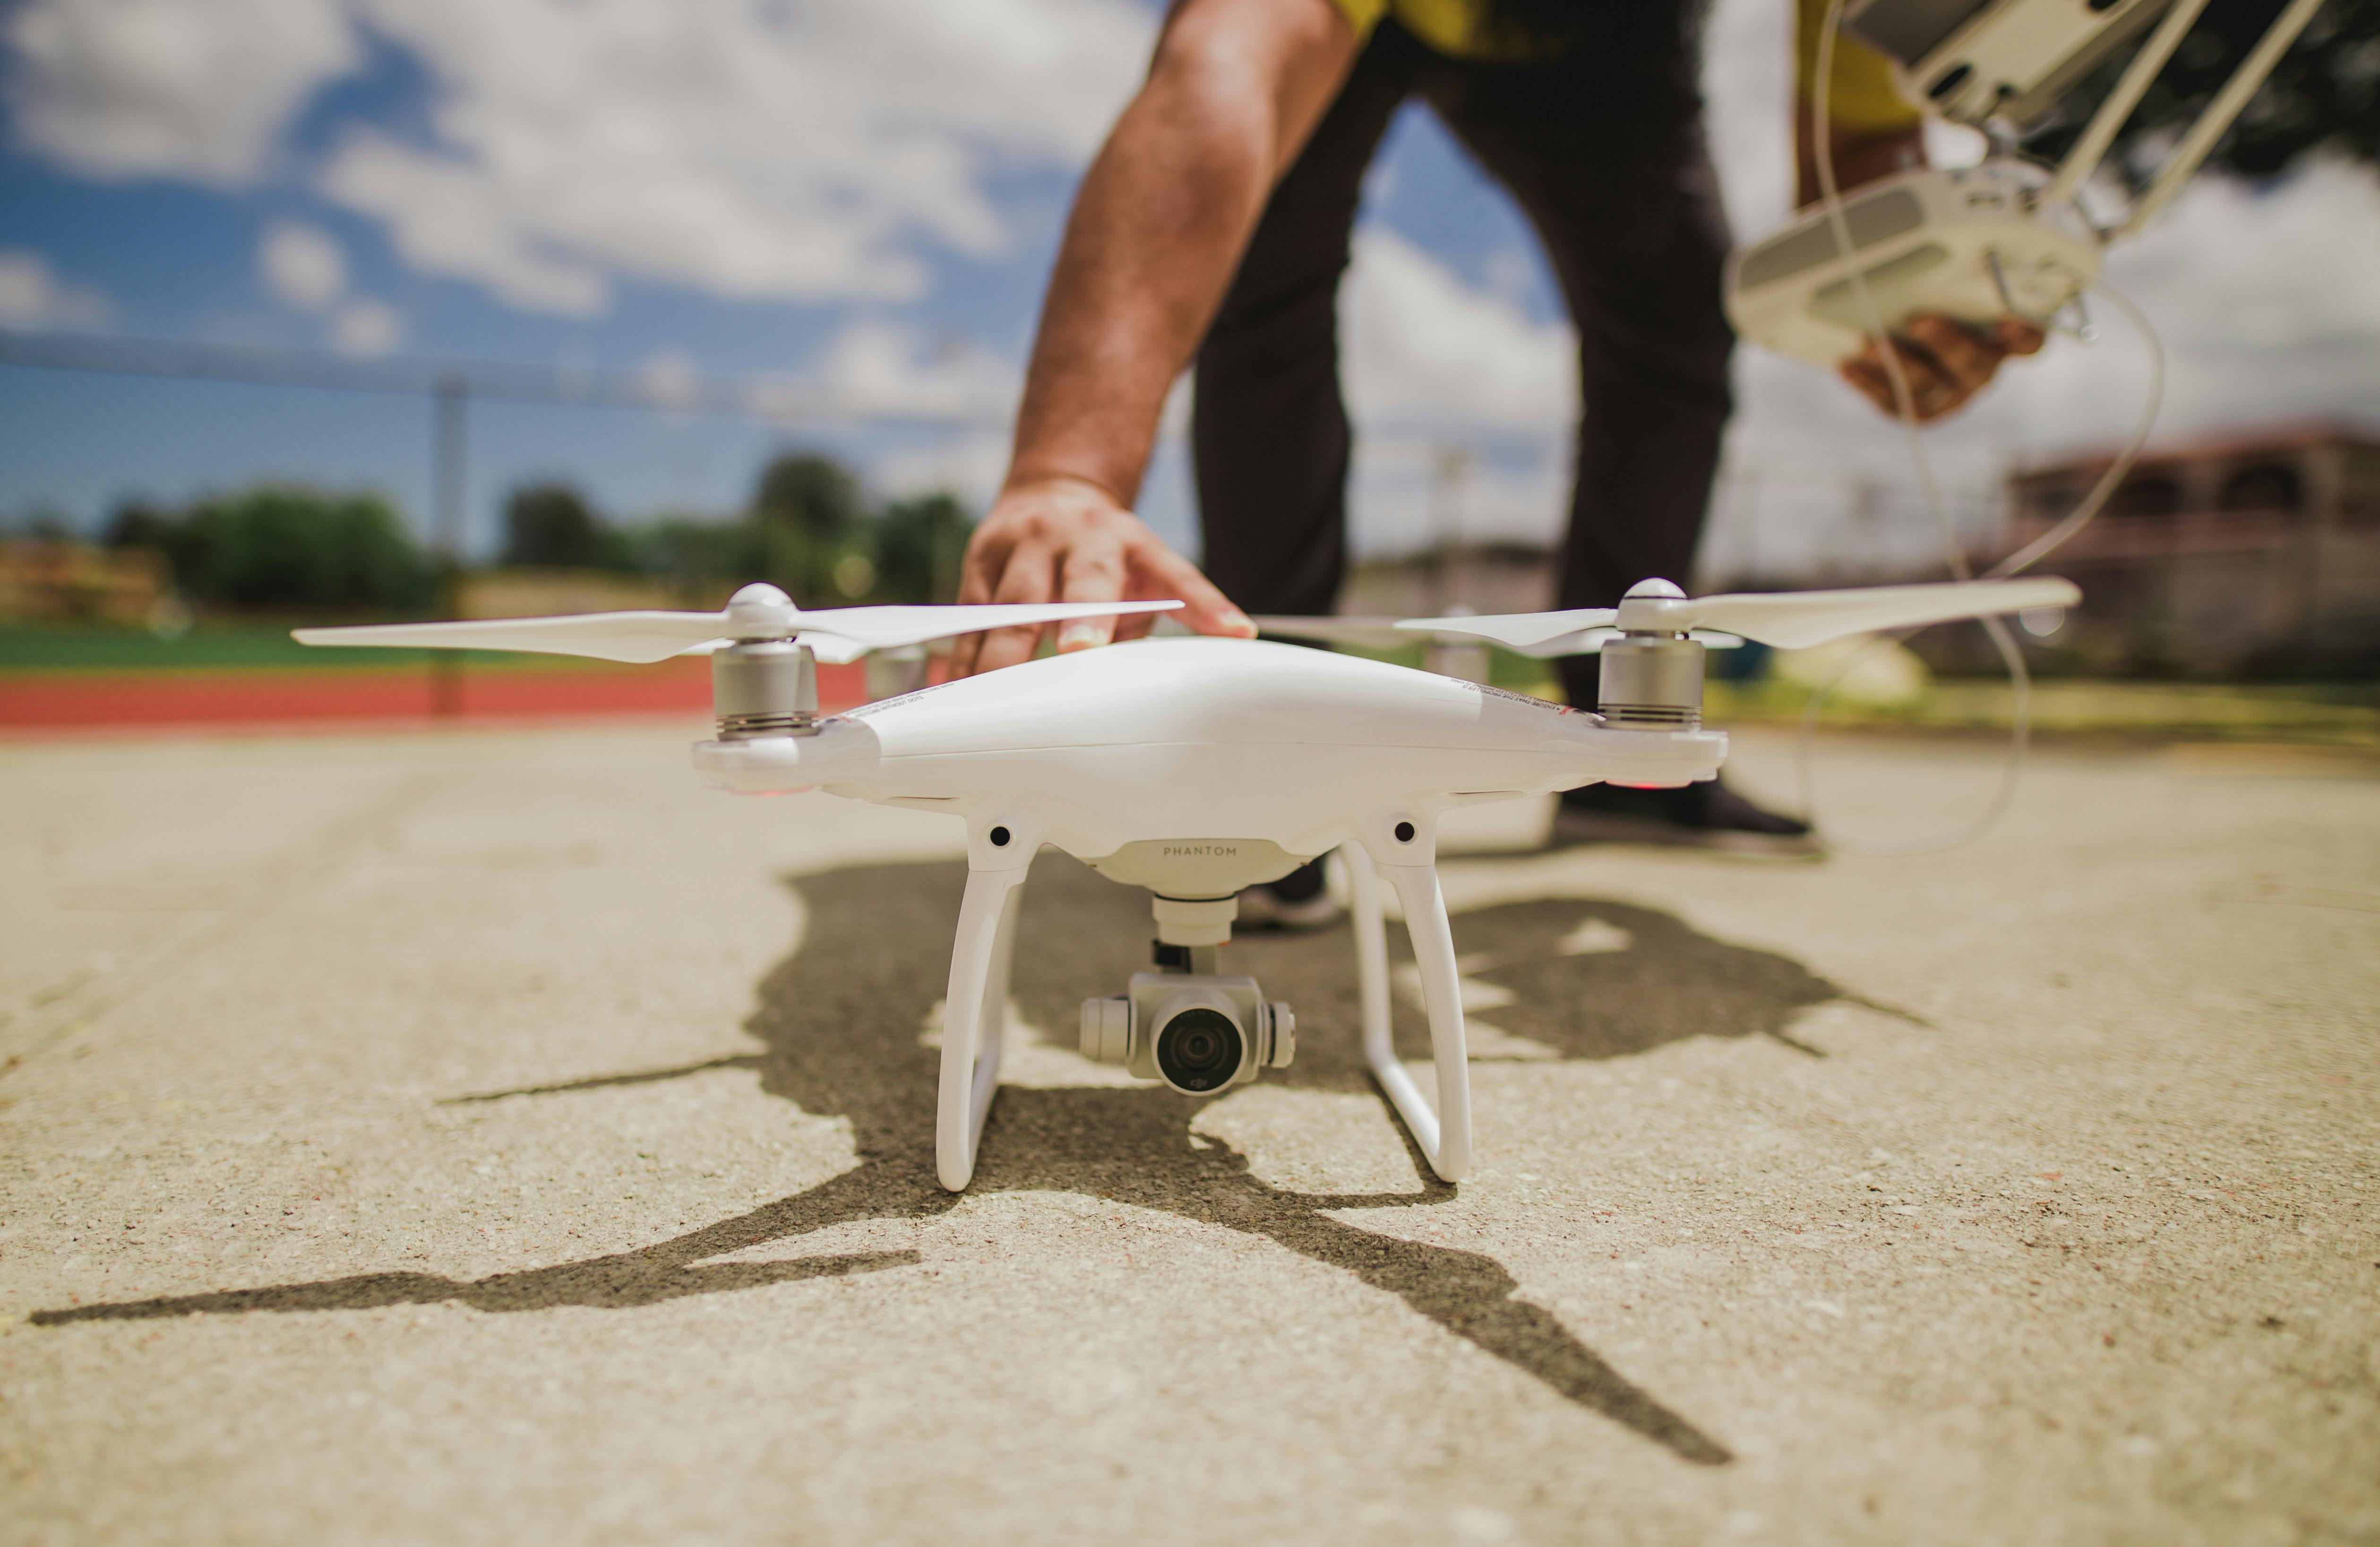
[1080,962,1296,1097]
[1081,886,1297,1095]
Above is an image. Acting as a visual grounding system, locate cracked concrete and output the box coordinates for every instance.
[1,720,2374,1545]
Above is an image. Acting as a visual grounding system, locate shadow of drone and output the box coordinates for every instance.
[36,854,1880,1466]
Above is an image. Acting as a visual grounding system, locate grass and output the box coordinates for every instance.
[0,622,605,673]
[1331,639,2379,747]
[1707,677,2380,746]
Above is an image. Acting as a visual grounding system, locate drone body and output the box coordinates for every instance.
[698,637,1724,877]
[294,572,2078,1195]
[698,636,1726,1192]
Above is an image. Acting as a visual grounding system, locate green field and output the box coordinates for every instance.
[0,622,593,673]
[1706,676,2380,745]
[1287,639,2380,746]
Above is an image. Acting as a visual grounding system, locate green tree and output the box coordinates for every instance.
[155,486,436,611]
[103,501,184,562]
[2024,0,2380,181]
[750,452,865,604]
[870,492,973,604]
[501,482,631,570]
[626,515,767,603]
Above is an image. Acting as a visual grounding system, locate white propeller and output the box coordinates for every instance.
[1396,577,2081,653]
[292,584,1185,664]
[1249,616,1438,650]
[1253,616,1740,656]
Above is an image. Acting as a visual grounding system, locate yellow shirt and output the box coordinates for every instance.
[1325,0,1921,131]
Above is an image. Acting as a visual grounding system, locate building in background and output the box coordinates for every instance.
[0,538,167,627]
[1339,540,1555,621]
[2004,424,2380,675]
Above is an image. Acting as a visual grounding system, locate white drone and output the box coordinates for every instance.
[297,572,2076,1191]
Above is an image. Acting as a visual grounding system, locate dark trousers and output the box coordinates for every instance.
[1192,11,1735,709]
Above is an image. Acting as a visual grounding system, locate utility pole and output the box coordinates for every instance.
[1425,442,1470,618]
[431,372,468,717]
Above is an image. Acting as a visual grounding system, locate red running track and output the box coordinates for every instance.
[0,658,874,732]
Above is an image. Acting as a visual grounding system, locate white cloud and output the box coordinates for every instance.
[639,347,698,409]
[258,219,346,311]
[318,137,610,315]
[817,321,1021,422]
[2098,157,2380,353]
[0,247,111,327]
[8,0,1154,312]
[329,295,400,355]
[316,0,1158,314]
[3,0,356,185]
[1339,226,1575,434]
[1327,230,1579,555]
[871,430,1014,508]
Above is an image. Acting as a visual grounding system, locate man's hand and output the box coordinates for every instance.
[945,475,1255,677]
[1838,314,2046,423]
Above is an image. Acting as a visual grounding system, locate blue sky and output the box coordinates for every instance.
[3,0,2376,576]
[0,0,1583,561]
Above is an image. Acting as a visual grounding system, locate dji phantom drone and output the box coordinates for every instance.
[297,573,2076,1191]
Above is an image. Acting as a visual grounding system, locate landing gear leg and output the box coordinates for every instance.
[1344,825,1471,1184]
[935,818,1036,1191]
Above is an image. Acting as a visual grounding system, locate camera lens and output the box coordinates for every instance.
[1155,1007,1243,1094]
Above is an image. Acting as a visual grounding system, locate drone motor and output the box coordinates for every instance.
[713,638,816,741]
[1597,579,1710,731]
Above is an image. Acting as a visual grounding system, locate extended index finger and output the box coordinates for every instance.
[1130,537,1253,640]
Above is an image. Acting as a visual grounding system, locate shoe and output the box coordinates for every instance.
[1550,779,1820,856]
[1237,857,1342,929]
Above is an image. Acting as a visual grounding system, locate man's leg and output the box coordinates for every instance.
[1191,26,1417,617]
[1201,30,1418,923]
[1423,13,1812,849]
[1418,10,1732,676]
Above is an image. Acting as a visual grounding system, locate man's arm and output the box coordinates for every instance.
[948,0,1359,676]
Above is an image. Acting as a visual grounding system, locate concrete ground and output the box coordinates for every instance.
[1,717,2373,1546]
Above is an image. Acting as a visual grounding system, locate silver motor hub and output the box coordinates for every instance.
[713,638,816,741]
[1598,578,1707,730]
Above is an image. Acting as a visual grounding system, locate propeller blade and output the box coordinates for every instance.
[1251,616,1482,649]
[1652,579,2081,649]
[794,633,875,665]
[1396,579,2080,655]
[293,611,732,664]
[790,599,1182,651]
[1511,628,1745,657]
[295,595,1188,664]
[1391,608,1616,650]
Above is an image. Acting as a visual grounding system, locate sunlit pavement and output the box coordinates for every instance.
[2,717,2373,1545]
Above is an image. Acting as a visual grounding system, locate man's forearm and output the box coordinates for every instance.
[1006,0,1355,502]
